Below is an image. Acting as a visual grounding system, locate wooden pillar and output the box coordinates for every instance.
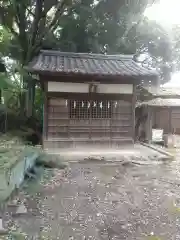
[43,82,48,140]
[132,85,136,143]
[169,108,172,134]
[146,106,152,143]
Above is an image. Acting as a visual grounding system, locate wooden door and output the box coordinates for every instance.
[47,97,133,142]
[154,108,170,133]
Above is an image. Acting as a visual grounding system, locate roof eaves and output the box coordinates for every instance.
[137,98,180,107]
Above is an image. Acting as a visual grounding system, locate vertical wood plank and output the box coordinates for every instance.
[67,99,70,139]
[146,106,152,143]
[44,82,48,139]
[169,108,172,134]
[42,81,48,149]
[89,99,92,140]
[110,100,113,147]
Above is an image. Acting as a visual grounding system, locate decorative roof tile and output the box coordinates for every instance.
[26,50,158,79]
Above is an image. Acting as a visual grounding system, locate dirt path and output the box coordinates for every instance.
[3,160,180,239]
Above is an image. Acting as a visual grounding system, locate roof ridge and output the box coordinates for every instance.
[40,50,133,61]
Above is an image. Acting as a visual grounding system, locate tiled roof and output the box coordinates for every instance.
[26,50,158,79]
[137,98,180,107]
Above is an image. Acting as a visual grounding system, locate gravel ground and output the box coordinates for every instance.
[2,159,180,239]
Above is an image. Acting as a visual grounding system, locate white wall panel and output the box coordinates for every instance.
[48,82,133,94]
[48,82,89,93]
[98,84,133,94]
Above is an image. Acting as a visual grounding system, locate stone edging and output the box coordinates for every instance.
[140,142,174,159]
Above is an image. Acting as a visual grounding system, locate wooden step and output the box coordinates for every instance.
[43,137,134,149]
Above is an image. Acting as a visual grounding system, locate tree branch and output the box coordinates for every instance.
[26,7,36,18]
[48,0,68,31]
[30,0,43,47]
[120,0,157,41]
[16,5,28,63]
[28,0,69,58]
[9,26,19,38]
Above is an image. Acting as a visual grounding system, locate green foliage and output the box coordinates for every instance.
[0,73,13,89]
[0,25,11,56]
[54,0,173,82]
[0,0,75,117]
[34,86,43,122]
[55,0,159,53]
[0,0,161,62]
[0,0,177,121]
[0,0,73,63]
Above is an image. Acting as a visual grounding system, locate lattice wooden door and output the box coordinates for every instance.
[47,98,132,141]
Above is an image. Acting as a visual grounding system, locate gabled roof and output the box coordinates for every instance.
[26,50,158,79]
[143,86,180,97]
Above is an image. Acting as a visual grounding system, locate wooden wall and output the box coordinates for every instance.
[153,108,170,134]
[45,96,133,148]
[172,108,180,134]
[152,107,180,135]
[41,76,136,149]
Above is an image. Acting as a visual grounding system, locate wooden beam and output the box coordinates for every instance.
[46,92,133,102]
[43,81,48,142]
[40,74,141,85]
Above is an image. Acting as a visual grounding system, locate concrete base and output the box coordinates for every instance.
[45,144,170,162]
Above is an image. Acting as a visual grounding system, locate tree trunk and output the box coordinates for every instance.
[19,91,26,118]
[0,89,2,104]
[19,74,36,118]
[20,74,28,118]
[26,77,36,118]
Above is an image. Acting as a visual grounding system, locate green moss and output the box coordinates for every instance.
[0,135,40,171]
[147,236,162,240]
[0,231,27,239]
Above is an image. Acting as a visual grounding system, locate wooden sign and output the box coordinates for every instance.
[89,83,97,93]
[152,129,163,142]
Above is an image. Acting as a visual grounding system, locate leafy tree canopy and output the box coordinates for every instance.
[0,0,158,62]
[0,0,178,84]
[0,0,178,118]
